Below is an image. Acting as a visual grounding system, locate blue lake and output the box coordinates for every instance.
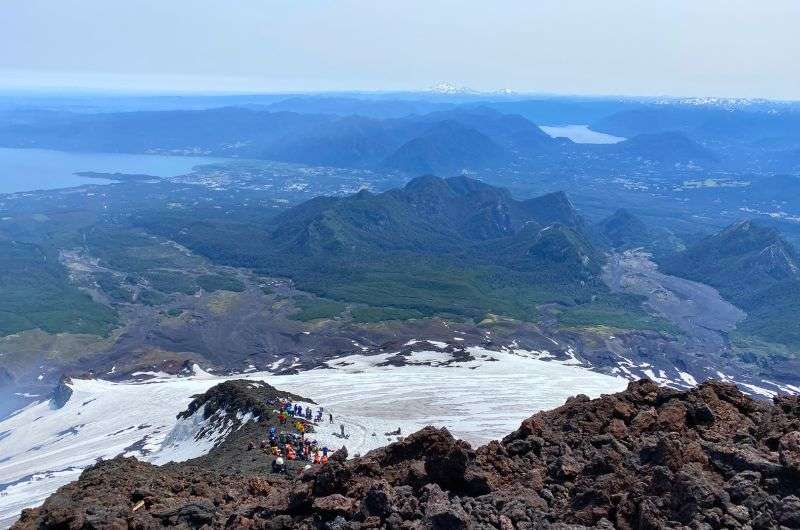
[0,147,223,194]
[539,124,625,144]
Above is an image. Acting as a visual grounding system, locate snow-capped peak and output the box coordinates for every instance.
[428,82,476,95]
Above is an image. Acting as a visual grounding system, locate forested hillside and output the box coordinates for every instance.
[661,220,800,348]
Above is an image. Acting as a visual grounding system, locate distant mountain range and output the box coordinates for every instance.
[612,131,718,164]
[0,104,729,173]
[258,96,453,119]
[592,104,800,149]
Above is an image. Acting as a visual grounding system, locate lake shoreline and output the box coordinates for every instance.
[0,147,221,194]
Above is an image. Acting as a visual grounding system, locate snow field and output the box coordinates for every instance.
[0,347,627,526]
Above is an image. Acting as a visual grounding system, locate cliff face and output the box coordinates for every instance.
[14,380,800,529]
[50,376,73,409]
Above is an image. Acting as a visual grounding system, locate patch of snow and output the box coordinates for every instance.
[562,348,583,365]
[269,358,286,370]
[404,339,448,349]
[643,369,666,384]
[739,383,777,399]
[760,380,800,395]
[405,350,452,366]
[716,371,734,382]
[151,404,220,465]
[131,371,174,379]
[511,349,553,361]
[191,364,215,379]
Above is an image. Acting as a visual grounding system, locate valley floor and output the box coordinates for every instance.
[603,249,746,353]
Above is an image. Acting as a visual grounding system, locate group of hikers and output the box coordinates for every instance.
[254,398,340,474]
[276,402,334,427]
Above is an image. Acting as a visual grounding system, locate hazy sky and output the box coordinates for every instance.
[2,0,799,99]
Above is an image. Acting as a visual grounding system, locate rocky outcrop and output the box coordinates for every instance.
[50,375,73,409]
[15,380,800,529]
[178,380,309,422]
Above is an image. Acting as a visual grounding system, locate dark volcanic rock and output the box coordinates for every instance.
[50,376,73,409]
[15,379,800,529]
[178,379,309,422]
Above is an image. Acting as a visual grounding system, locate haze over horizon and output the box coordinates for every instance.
[3,0,799,100]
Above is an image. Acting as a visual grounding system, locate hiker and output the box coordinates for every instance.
[340,423,346,437]
[329,412,334,424]
[322,446,329,457]
[272,457,286,474]
[313,451,321,464]
[305,406,312,420]
[278,411,286,425]
[286,444,297,460]
[321,454,329,465]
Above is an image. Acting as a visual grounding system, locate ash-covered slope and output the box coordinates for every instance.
[15,379,800,529]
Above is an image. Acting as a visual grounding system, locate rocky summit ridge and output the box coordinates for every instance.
[14,379,800,529]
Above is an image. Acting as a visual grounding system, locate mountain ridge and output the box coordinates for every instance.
[139,175,639,322]
[661,219,800,348]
